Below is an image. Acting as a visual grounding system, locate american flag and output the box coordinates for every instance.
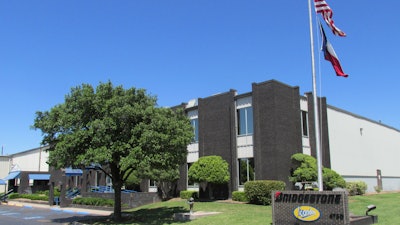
[314,0,346,37]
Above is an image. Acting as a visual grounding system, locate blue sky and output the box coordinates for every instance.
[1,1,399,155]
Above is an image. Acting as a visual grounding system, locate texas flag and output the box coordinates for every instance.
[320,23,348,77]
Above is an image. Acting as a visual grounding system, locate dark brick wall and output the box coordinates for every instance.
[198,90,238,194]
[306,92,331,168]
[82,192,161,208]
[252,80,303,188]
[176,163,187,194]
[18,171,51,194]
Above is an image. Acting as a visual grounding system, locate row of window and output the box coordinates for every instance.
[190,107,309,141]
[186,107,308,188]
[189,107,255,143]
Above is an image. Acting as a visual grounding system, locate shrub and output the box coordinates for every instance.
[289,153,317,183]
[346,181,368,196]
[54,188,61,197]
[8,193,19,199]
[244,180,286,205]
[36,188,60,197]
[36,190,48,195]
[374,186,382,193]
[323,168,346,190]
[8,193,49,201]
[290,153,346,191]
[232,191,248,202]
[72,197,114,207]
[180,190,199,200]
[188,156,230,185]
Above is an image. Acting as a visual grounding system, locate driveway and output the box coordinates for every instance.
[0,200,112,225]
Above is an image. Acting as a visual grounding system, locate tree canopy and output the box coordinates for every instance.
[289,153,318,182]
[188,155,230,199]
[188,155,230,185]
[33,81,194,220]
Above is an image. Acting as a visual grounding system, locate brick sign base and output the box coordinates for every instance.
[272,191,349,225]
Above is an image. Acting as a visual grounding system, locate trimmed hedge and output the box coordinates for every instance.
[232,191,248,202]
[8,193,49,201]
[244,180,286,205]
[37,189,61,197]
[180,190,199,200]
[346,181,367,196]
[72,197,114,207]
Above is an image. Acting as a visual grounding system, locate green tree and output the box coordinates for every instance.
[188,155,230,199]
[289,153,318,183]
[289,153,346,190]
[124,171,140,191]
[143,167,180,200]
[33,81,193,221]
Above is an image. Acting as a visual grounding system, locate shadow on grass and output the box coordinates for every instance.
[76,206,189,224]
[130,206,188,224]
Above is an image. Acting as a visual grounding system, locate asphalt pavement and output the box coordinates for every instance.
[3,200,113,216]
[0,200,112,225]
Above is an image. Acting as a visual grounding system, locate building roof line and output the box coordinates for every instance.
[327,104,400,132]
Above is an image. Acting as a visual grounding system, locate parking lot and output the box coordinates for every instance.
[0,201,111,225]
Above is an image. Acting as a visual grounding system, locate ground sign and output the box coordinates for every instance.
[272,190,349,225]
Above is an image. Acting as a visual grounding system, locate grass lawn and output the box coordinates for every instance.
[85,192,398,225]
[349,192,399,225]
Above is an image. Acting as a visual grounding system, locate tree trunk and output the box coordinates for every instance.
[113,181,122,222]
[200,181,207,192]
[208,183,214,200]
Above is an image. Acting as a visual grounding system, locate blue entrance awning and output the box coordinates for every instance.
[29,174,50,180]
[2,171,21,180]
[65,168,83,176]
[0,179,5,185]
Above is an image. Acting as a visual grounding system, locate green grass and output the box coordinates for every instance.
[349,192,399,225]
[85,192,398,225]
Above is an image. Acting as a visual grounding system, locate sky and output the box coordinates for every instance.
[1,1,399,155]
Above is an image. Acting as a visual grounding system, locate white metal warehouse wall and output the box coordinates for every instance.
[327,106,400,192]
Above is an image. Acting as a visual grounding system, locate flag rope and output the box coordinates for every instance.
[316,20,324,170]
[308,0,324,191]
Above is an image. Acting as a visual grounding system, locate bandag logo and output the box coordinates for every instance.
[293,206,321,222]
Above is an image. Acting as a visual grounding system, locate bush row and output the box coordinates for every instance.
[232,191,248,202]
[8,193,49,201]
[72,197,114,206]
[244,180,286,205]
[179,190,199,200]
[36,189,61,197]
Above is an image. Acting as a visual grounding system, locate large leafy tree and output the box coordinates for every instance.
[33,81,193,221]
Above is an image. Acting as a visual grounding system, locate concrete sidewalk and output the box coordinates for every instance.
[3,200,113,216]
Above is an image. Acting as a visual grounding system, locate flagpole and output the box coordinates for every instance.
[308,0,324,191]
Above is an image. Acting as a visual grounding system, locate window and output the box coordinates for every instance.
[95,171,101,187]
[301,111,308,137]
[191,118,199,143]
[106,176,112,187]
[237,107,253,135]
[238,158,255,185]
[149,179,157,187]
